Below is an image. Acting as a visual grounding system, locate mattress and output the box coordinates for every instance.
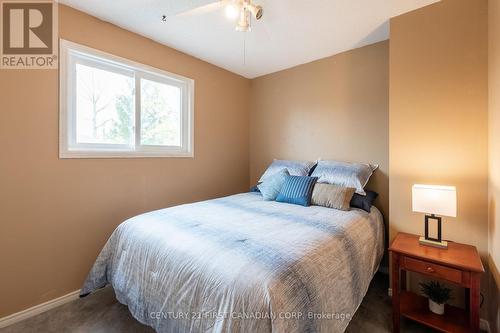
[81,192,384,333]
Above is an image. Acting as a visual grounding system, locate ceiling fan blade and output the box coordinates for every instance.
[175,1,227,18]
[161,0,219,18]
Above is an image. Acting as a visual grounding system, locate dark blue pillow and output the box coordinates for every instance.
[276,176,318,207]
[350,190,378,212]
[307,162,318,176]
[249,184,261,192]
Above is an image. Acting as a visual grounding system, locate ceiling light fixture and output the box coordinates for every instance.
[225,0,263,32]
[170,0,263,32]
[235,7,250,32]
[246,3,263,20]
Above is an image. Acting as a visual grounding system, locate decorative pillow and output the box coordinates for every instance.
[307,162,318,176]
[249,184,261,192]
[257,169,289,201]
[276,176,318,207]
[310,160,378,195]
[259,159,316,182]
[311,184,356,211]
[350,190,379,212]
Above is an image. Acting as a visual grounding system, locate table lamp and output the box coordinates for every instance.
[412,184,456,248]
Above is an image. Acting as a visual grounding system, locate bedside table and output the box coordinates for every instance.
[389,232,484,333]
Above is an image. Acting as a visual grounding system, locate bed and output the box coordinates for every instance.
[81,192,384,333]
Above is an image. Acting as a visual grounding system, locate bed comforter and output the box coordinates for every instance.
[81,192,384,333]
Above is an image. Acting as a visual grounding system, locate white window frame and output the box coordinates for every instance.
[59,39,194,158]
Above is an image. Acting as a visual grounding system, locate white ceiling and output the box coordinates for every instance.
[58,0,439,79]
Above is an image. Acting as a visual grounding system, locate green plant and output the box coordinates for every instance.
[419,281,452,304]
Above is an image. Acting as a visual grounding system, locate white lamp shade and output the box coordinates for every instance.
[412,184,457,217]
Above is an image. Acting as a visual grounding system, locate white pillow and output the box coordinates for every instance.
[310,160,378,195]
[258,159,316,182]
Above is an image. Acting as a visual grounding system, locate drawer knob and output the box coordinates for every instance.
[426,266,435,273]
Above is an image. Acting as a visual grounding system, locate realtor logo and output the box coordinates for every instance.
[1,0,58,69]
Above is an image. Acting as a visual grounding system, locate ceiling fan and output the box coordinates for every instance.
[165,0,264,32]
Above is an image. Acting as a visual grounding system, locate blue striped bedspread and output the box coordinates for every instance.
[81,192,384,333]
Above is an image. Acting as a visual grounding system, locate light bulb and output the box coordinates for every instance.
[225,2,240,21]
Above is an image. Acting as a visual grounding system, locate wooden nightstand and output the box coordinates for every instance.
[389,232,484,333]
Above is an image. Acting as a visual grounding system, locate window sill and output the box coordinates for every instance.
[59,150,194,159]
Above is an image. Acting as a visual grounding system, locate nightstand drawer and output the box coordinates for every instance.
[402,256,465,285]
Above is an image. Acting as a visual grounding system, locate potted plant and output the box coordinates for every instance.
[419,281,452,315]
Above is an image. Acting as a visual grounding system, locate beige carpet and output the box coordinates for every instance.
[1,274,438,333]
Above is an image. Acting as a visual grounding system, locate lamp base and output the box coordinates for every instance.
[419,236,448,249]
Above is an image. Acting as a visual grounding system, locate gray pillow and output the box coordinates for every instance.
[311,184,356,211]
[258,159,316,182]
[310,160,378,195]
[257,169,290,201]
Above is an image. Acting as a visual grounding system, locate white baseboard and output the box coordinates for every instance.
[0,290,80,328]
[480,318,491,333]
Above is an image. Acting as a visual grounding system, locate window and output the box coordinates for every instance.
[59,40,194,158]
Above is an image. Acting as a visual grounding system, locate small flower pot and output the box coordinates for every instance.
[429,299,445,315]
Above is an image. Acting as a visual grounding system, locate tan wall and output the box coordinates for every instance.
[2,0,496,325]
[0,5,250,318]
[489,0,500,330]
[389,0,489,316]
[249,41,389,220]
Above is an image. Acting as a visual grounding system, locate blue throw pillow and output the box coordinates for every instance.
[276,176,318,207]
[257,169,289,200]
